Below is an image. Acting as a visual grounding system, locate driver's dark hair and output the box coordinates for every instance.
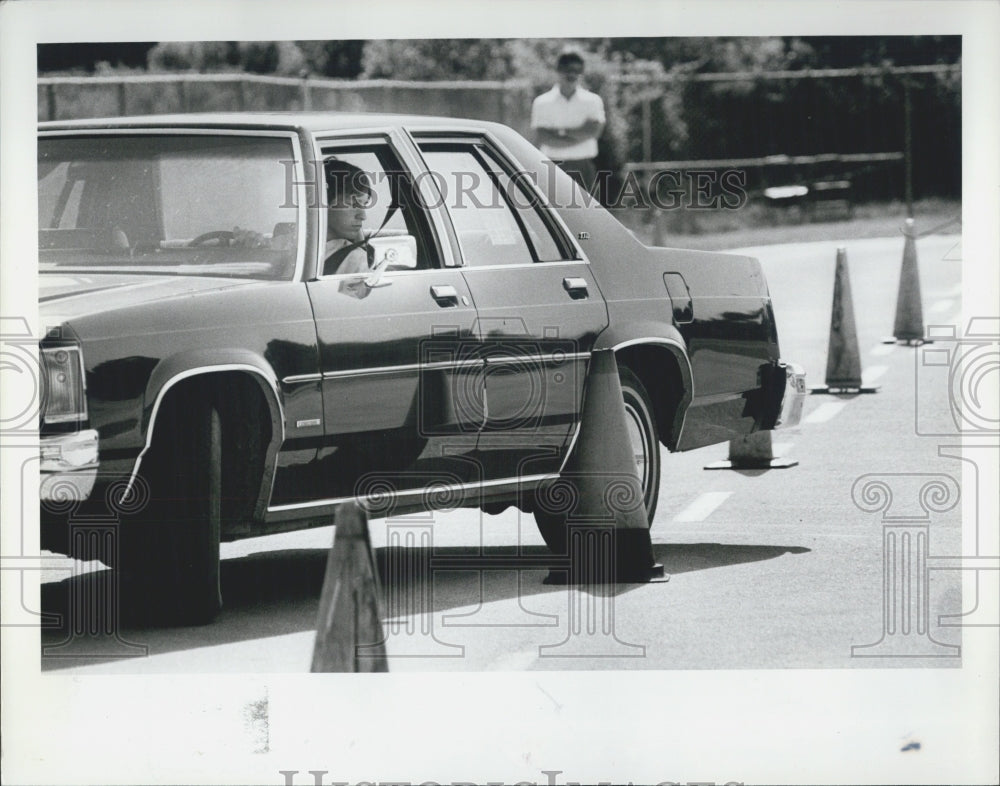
[323,158,373,206]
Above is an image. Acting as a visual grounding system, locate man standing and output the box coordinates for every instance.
[530,48,606,193]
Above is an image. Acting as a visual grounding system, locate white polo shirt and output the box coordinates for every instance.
[530,84,606,161]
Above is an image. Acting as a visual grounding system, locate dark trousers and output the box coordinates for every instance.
[552,158,598,193]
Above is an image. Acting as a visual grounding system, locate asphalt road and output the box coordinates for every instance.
[39,232,971,673]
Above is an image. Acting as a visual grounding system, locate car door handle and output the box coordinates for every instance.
[430,284,459,306]
[562,277,589,299]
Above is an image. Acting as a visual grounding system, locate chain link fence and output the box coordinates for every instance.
[39,63,960,209]
[37,73,536,139]
[606,64,961,206]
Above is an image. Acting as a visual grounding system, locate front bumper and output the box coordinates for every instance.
[775,361,807,429]
[40,429,99,502]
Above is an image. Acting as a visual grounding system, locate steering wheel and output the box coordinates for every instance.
[188,230,235,247]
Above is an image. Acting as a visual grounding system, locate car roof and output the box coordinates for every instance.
[38,111,510,136]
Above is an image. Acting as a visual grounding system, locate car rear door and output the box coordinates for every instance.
[415,137,609,482]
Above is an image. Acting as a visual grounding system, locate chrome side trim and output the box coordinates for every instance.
[319,357,483,381]
[266,472,558,514]
[282,373,323,384]
[484,351,591,367]
[282,352,586,385]
[122,364,285,501]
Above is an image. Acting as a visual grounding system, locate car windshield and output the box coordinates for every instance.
[38,134,300,281]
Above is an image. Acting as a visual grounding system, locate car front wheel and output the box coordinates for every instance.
[118,389,223,625]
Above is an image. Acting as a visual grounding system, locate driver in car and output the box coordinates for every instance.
[232,158,374,277]
[320,159,375,276]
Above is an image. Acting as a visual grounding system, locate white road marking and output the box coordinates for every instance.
[929,299,956,315]
[863,365,889,384]
[870,343,895,357]
[804,400,847,424]
[673,491,733,523]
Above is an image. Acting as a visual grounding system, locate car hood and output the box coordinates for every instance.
[39,271,265,325]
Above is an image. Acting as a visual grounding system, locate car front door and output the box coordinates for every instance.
[296,137,484,510]
[416,138,609,483]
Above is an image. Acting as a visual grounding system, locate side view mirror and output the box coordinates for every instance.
[364,234,418,288]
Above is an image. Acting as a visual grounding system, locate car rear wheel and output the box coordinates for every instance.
[119,390,223,625]
[534,364,660,553]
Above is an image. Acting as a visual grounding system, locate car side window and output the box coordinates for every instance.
[318,143,441,272]
[419,143,576,266]
[476,148,568,263]
[419,148,532,267]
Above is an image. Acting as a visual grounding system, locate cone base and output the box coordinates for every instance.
[882,336,934,346]
[543,562,668,585]
[311,503,388,673]
[704,457,799,470]
[810,384,880,395]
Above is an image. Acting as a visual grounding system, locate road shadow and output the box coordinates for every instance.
[652,543,810,574]
[39,541,809,670]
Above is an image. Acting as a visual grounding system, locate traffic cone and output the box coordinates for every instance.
[311,502,388,672]
[811,247,880,394]
[885,218,927,345]
[546,350,665,584]
[704,429,797,470]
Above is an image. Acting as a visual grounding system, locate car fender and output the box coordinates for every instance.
[592,320,694,450]
[126,348,285,521]
[594,320,692,385]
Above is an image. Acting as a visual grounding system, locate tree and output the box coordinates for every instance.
[360,39,519,81]
[295,41,365,78]
[146,41,307,76]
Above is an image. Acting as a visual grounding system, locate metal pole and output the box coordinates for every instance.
[903,78,913,218]
[117,81,127,116]
[300,73,312,111]
[47,83,57,121]
[641,96,652,163]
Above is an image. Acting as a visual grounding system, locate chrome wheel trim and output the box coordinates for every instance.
[624,400,649,494]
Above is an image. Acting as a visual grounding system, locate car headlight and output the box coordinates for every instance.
[40,345,87,425]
